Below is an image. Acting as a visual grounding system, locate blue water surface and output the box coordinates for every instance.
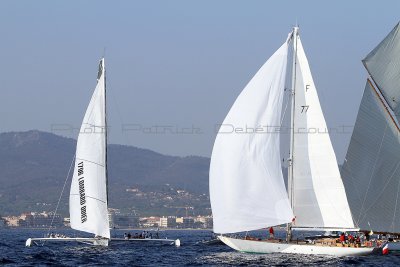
[1,229,399,266]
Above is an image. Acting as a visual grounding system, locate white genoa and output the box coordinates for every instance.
[218,236,376,256]
[209,40,293,234]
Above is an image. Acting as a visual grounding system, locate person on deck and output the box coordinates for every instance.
[269,227,274,239]
[339,232,345,245]
[348,234,354,244]
[365,231,370,241]
[355,235,360,245]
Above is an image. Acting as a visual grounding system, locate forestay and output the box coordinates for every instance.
[69,58,110,238]
[292,38,355,230]
[209,40,293,234]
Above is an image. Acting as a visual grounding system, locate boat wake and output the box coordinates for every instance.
[194,251,342,266]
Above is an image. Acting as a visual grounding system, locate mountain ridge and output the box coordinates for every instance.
[0,130,210,217]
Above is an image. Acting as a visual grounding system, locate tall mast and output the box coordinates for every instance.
[287,26,298,242]
[102,58,109,206]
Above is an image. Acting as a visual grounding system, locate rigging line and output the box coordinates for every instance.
[342,158,364,228]
[106,68,129,147]
[43,153,76,245]
[106,73,124,125]
[318,165,358,228]
[357,124,388,224]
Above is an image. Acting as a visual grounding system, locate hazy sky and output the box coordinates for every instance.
[1,1,399,161]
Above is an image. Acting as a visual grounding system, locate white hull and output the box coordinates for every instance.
[111,238,181,247]
[25,237,109,247]
[26,237,180,247]
[219,236,377,256]
[388,241,400,250]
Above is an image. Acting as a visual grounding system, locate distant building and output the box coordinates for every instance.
[3,216,21,227]
[194,216,213,229]
[182,217,194,228]
[0,218,6,228]
[159,216,177,228]
[141,216,160,227]
[20,212,63,227]
[108,211,114,228]
[203,216,213,229]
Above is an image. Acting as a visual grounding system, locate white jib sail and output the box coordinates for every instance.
[292,37,355,230]
[210,40,293,234]
[69,58,110,238]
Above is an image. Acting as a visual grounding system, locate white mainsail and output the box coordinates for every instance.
[291,38,355,230]
[69,58,110,238]
[363,23,400,120]
[343,80,400,233]
[342,22,400,234]
[209,39,293,234]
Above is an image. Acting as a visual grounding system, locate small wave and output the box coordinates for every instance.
[195,252,343,266]
[0,258,15,264]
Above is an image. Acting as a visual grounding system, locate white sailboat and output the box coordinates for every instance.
[209,27,381,256]
[342,22,400,250]
[26,58,180,247]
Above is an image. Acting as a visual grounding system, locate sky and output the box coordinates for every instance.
[0,0,399,161]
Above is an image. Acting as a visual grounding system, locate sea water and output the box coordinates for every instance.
[1,229,400,266]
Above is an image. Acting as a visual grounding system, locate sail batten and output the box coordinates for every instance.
[69,58,110,238]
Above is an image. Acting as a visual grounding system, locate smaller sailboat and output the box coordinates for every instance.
[209,27,383,256]
[26,58,180,247]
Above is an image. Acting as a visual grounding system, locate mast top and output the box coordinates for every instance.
[287,26,299,44]
[292,26,299,36]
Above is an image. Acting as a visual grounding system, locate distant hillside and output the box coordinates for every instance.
[0,131,210,217]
